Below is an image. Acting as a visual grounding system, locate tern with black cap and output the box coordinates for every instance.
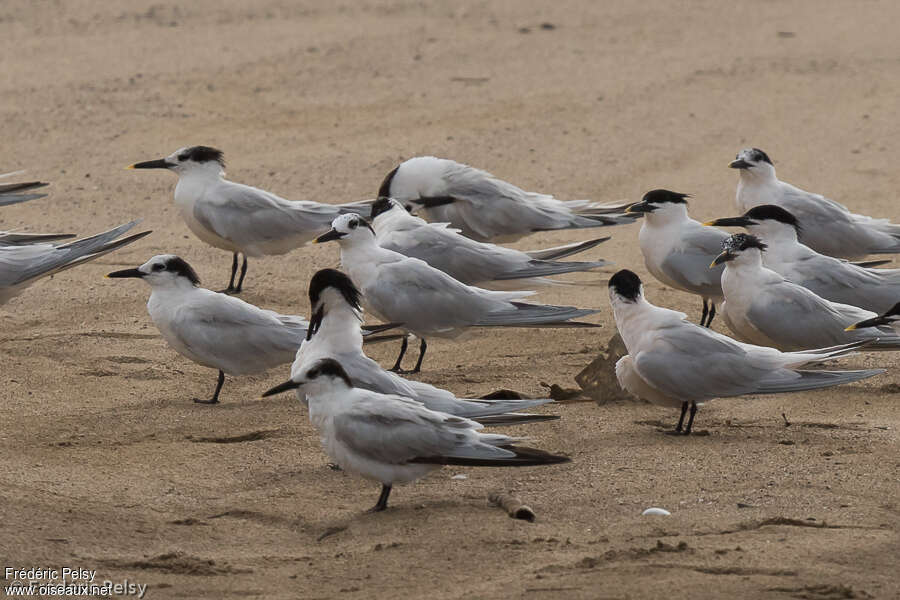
[712,233,900,351]
[128,146,369,293]
[608,268,884,435]
[626,189,728,327]
[314,213,601,373]
[730,147,900,259]
[706,204,900,313]
[262,358,570,513]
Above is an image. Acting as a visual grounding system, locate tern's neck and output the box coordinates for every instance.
[643,205,690,228]
[315,305,364,352]
[305,384,353,428]
[610,295,681,353]
[748,224,799,250]
[339,236,396,285]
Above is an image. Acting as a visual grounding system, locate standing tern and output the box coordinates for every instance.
[706,205,900,313]
[107,255,397,404]
[314,214,600,373]
[712,233,900,351]
[371,197,610,288]
[377,156,635,242]
[626,189,727,327]
[609,269,883,434]
[293,268,557,425]
[128,146,369,293]
[731,147,900,259]
[1,221,149,305]
[262,358,570,512]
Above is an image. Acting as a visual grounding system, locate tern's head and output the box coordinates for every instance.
[626,189,691,221]
[711,233,767,267]
[107,254,201,289]
[845,302,900,333]
[377,156,454,203]
[314,214,376,245]
[608,269,644,305]
[705,204,800,241]
[261,358,353,398]
[729,148,775,179]
[370,196,408,221]
[129,146,225,176]
[307,268,363,340]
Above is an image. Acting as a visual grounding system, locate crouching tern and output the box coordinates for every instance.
[289,268,557,426]
[371,197,610,289]
[712,233,900,351]
[262,358,570,512]
[106,255,396,404]
[626,189,728,327]
[1,221,149,305]
[706,204,900,314]
[377,156,636,242]
[315,214,601,373]
[731,147,900,259]
[128,146,369,293]
[608,269,883,435]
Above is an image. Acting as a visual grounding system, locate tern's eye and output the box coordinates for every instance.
[307,369,318,379]
[177,153,189,161]
[152,263,165,272]
[348,220,358,229]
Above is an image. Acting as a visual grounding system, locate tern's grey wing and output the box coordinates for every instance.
[380,225,529,284]
[0,180,48,206]
[363,260,505,334]
[744,282,872,350]
[194,182,342,249]
[175,296,302,373]
[332,397,516,464]
[661,226,727,297]
[422,163,629,241]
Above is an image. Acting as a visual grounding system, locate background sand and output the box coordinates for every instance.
[1,1,899,598]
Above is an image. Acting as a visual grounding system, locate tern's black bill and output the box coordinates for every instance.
[845,316,889,331]
[129,159,171,170]
[729,159,751,169]
[262,379,302,397]
[710,251,735,267]
[106,268,144,279]
[704,216,753,228]
[625,201,656,214]
[314,228,346,243]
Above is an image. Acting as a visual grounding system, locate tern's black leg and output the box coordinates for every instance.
[194,370,224,404]
[706,303,717,328]
[389,335,410,372]
[675,401,688,433]
[684,402,698,435]
[219,253,239,294]
[700,299,709,327]
[233,254,249,294]
[411,338,428,373]
[367,484,392,513]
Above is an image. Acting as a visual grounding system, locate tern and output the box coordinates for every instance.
[371,197,610,288]
[106,255,394,404]
[730,147,900,259]
[262,358,570,512]
[712,233,900,351]
[315,214,600,373]
[609,269,883,434]
[290,268,557,425]
[1,221,149,305]
[377,156,635,242]
[128,146,369,293]
[706,205,900,314]
[626,189,728,327]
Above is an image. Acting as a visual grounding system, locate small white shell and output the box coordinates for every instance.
[641,507,671,516]
[450,474,468,480]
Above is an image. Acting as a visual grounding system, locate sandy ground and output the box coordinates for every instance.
[1,1,899,598]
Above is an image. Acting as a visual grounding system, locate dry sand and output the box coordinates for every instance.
[1,1,899,598]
